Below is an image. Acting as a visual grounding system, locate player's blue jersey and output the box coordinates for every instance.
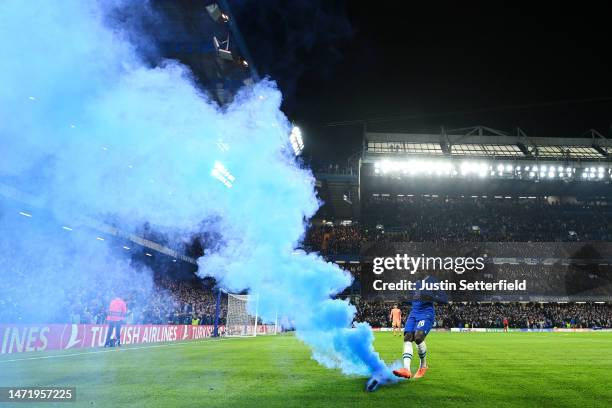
[404,276,447,334]
[408,276,447,318]
[409,300,435,318]
[405,299,435,335]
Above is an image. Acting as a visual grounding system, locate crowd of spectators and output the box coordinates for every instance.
[351,300,612,329]
[305,196,612,255]
[4,194,611,327]
[67,278,227,326]
[305,224,364,255]
[1,277,227,326]
[364,195,612,243]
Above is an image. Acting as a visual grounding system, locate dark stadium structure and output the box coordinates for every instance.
[148,0,259,104]
[315,126,612,221]
[311,126,612,312]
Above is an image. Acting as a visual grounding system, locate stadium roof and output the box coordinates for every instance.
[363,126,612,163]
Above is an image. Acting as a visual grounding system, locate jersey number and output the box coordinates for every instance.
[417,320,425,328]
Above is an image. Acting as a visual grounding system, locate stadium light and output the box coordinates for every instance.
[213,35,233,61]
[372,159,605,183]
[211,161,235,188]
[289,126,304,156]
[206,4,229,22]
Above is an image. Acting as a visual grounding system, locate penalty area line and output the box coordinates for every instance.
[0,336,251,364]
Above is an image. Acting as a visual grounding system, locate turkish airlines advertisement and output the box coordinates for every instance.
[0,324,232,355]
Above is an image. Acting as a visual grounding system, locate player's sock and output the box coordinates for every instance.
[402,341,413,369]
[416,341,427,368]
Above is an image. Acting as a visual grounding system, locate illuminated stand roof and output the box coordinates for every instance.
[364,126,612,162]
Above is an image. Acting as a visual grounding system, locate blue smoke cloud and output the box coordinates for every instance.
[0,0,393,383]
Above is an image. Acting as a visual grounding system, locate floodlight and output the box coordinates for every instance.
[289,126,304,156]
[211,161,235,188]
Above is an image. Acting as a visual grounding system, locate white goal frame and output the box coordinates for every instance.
[224,293,278,337]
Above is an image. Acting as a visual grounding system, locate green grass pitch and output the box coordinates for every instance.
[1,331,611,407]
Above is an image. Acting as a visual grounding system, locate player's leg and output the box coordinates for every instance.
[110,322,118,346]
[116,322,122,346]
[413,317,434,379]
[414,330,428,368]
[104,322,113,347]
[392,316,416,378]
[402,331,414,368]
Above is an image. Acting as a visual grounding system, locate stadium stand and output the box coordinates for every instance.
[306,197,612,253]
[363,195,611,242]
[307,128,612,328]
[0,277,227,326]
[353,300,612,329]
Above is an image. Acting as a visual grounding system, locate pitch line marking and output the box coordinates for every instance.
[0,337,252,364]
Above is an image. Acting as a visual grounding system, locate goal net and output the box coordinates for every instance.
[224,293,278,337]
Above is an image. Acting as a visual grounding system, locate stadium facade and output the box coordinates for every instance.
[313,126,612,303]
[316,126,612,221]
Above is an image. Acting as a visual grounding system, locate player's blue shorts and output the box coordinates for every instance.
[404,314,434,335]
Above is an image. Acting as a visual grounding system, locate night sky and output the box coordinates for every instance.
[158,1,612,163]
[233,1,612,162]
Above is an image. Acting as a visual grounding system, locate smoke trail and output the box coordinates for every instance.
[0,0,393,383]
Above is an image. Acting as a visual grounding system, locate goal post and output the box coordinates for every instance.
[224,293,278,337]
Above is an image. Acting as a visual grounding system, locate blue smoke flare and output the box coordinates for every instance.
[0,0,393,383]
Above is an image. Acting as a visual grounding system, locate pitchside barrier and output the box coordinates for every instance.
[0,323,278,355]
[373,327,450,332]
[372,327,611,333]
[449,327,612,332]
